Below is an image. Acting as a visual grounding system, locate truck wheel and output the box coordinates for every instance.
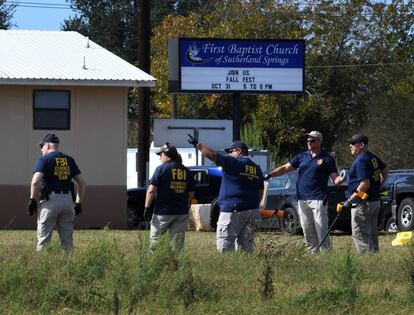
[385,217,397,233]
[398,198,414,231]
[210,198,220,231]
[127,206,138,228]
[281,207,301,235]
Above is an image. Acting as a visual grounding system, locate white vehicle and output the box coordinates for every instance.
[127,145,270,188]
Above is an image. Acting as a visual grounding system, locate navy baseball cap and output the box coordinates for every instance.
[347,133,368,145]
[38,133,59,148]
[155,142,178,159]
[224,140,248,153]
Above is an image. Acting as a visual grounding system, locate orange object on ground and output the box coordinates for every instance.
[260,209,285,218]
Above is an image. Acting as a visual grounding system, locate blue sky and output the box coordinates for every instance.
[10,0,74,31]
[8,0,397,31]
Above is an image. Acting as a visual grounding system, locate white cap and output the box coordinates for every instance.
[305,131,323,142]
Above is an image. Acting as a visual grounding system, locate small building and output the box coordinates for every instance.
[0,30,156,229]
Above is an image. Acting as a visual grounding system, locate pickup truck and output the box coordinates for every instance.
[387,170,414,231]
[128,166,413,233]
[126,166,222,229]
[126,166,348,233]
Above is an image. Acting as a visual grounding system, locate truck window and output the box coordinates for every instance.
[191,170,209,185]
[269,174,290,189]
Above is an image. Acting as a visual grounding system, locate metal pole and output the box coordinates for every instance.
[137,0,150,187]
[315,213,341,252]
[172,94,178,118]
[232,93,241,141]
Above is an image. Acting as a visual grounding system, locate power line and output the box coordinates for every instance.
[6,1,407,15]
[308,62,414,69]
[6,1,72,9]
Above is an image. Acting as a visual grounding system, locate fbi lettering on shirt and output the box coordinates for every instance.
[54,157,71,180]
[371,158,381,181]
[241,165,259,180]
[170,168,187,193]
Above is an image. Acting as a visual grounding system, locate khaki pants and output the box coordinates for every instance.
[150,214,189,251]
[297,200,331,253]
[37,193,75,251]
[216,209,261,254]
[351,201,380,253]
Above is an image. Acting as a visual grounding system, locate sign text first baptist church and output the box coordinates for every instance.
[168,38,305,94]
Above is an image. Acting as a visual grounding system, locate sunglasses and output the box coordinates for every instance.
[228,149,239,153]
[307,139,317,144]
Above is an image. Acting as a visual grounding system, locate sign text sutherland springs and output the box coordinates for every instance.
[178,39,305,93]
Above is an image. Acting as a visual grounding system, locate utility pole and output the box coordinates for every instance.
[137,0,150,187]
[172,94,178,118]
[233,93,241,141]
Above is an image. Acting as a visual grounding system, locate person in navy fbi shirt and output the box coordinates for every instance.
[188,135,264,254]
[28,133,86,252]
[344,133,388,253]
[145,143,195,251]
[265,131,344,253]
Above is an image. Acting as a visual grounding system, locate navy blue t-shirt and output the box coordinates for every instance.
[289,151,338,200]
[150,161,195,215]
[34,151,81,192]
[216,155,264,212]
[347,151,386,202]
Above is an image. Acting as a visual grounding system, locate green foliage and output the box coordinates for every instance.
[128,234,175,309]
[173,256,195,308]
[363,78,414,169]
[291,249,361,313]
[63,0,216,65]
[63,0,414,164]
[258,261,274,300]
[0,0,15,29]
[151,0,414,164]
[403,244,414,295]
[63,0,139,63]
[0,256,28,302]
[1,231,414,313]
[333,75,414,168]
[241,115,263,149]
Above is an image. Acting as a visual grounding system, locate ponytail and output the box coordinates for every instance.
[174,153,183,165]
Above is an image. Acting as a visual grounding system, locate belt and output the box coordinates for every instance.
[50,190,70,194]
[221,205,252,213]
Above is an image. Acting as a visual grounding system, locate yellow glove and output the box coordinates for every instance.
[337,199,352,213]
[356,190,368,200]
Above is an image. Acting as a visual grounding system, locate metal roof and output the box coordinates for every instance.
[0,30,156,87]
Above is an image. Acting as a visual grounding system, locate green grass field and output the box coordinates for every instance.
[1,229,414,314]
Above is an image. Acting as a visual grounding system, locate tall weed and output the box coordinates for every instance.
[402,243,414,305]
[291,249,361,314]
[128,234,177,312]
[1,230,414,314]
[0,256,29,303]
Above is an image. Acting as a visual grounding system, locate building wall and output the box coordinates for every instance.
[0,85,128,229]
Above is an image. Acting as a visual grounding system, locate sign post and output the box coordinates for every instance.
[233,93,241,141]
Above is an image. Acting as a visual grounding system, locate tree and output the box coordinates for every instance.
[63,0,414,162]
[0,0,15,29]
[62,0,138,63]
[63,0,216,64]
[63,0,216,146]
[151,0,414,164]
[334,76,414,169]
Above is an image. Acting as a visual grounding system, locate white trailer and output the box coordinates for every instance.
[127,118,271,188]
[127,145,270,188]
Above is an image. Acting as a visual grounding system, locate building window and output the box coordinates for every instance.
[33,90,70,130]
